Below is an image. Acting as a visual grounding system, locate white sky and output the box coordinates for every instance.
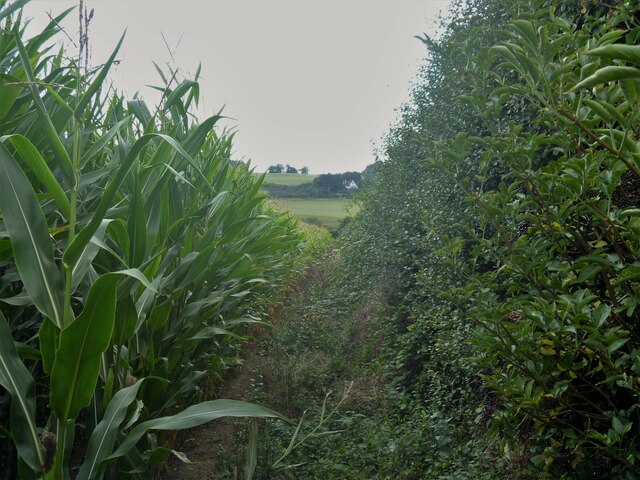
[23,0,451,173]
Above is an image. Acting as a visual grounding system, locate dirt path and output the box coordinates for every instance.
[162,255,360,479]
[163,352,257,480]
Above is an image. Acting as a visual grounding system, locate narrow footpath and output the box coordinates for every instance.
[163,251,382,479]
[164,350,258,479]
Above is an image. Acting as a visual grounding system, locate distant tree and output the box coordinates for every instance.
[361,162,381,188]
[313,173,343,193]
[267,164,285,173]
[343,171,362,185]
[286,165,298,174]
[300,166,310,174]
[363,161,380,176]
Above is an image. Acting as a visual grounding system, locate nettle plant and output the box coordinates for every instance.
[0,3,299,479]
[441,2,640,476]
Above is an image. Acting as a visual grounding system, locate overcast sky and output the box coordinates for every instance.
[24,0,451,173]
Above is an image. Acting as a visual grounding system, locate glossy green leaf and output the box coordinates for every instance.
[573,66,640,90]
[582,99,625,125]
[512,20,538,52]
[620,79,639,104]
[596,30,626,47]
[607,337,630,356]
[593,304,611,328]
[587,44,640,66]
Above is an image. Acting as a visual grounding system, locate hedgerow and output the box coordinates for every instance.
[342,0,640,477]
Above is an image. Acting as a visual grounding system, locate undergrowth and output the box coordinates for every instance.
[246,235,500,479]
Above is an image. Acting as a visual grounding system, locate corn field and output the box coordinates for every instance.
[0,2,303,478]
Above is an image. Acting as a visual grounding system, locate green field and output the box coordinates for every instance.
[262,173,317,186]
[272,198,359,229]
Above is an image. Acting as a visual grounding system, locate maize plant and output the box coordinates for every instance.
[0,2,301,478]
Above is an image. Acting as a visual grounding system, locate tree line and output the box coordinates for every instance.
[263,171,365,198]
[267,163,309,174]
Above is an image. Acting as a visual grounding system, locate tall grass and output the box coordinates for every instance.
[0,2,301,478]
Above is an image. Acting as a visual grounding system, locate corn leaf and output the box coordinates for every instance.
[76,380,144,480]
[70,220,111,290]
[38,318,57,375]
[244,420,258,480]
[14,29,74,185]
[80,116,132,168]
[50,274,119,421]
[64,132,206,269]
[127,175,147,266]
[1,134,70,216]
[0,0,29,20]
[0,310,43,476]
[189,326,243,340]
[63,135,155,268]
[75,33,126,119]
[165,80,197,111]
[0,142,65,328]
[0,73,24,120]
[181,114,222,155]
[107,400,286,464]
[128,99,153,129]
